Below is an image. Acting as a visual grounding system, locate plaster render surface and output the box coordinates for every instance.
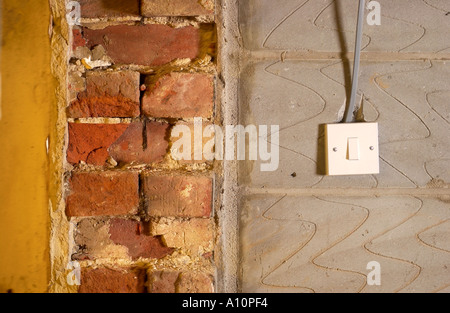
[237,0,450,293]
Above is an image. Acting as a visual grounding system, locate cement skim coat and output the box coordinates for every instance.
[238,0,450,293]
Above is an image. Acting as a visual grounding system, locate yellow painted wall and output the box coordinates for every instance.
[0,0,53,292]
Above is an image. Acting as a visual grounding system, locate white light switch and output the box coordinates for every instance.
[347,137,360,160]
[325,123,379,176]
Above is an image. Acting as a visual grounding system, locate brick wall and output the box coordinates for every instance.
[65,0,217,293]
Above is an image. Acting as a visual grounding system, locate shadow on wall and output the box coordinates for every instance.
[100,0,139,14]
[76,0,140,17]
[316,2,350,176]
[316,1,368,175]
[334,0,354,123]
[317,124,326,175]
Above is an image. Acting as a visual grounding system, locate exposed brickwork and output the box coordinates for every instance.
[108,121,169,165]
[148,271,214,293]
[79,268,213,293]
[151,219,215,256]
[79,268,146,293]
[67,122,169,166]
[142,73,214,119]
[170,121,216,163]
[68,72,86,103]
[78,0,140,19]
[81,25,200,66]
[73,218,212,261]
[68,71,140,118]
[67,123,130,166]
[147,271,179,293]
[177,272,214,293]
[84,71,140,101]
[143,174,213,218]
[66,172,139,217]
[65,0,218,294]
[109,219,174,259]
[72,29,86,51]
[72,218,118,261]
[141,0,214,18]
[72,215,215,259]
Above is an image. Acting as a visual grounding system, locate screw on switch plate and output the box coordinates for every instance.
[325,123,380,176]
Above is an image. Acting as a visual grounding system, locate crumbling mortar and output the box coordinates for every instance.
[77,16,214,30]
[60,2,222,292]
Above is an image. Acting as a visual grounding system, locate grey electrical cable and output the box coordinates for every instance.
[345,0,365,123]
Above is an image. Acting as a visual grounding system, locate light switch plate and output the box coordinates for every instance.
[325,123,379,176]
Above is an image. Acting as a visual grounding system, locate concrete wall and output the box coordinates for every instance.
[238,0,450,293]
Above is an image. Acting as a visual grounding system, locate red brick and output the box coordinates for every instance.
[81,24,200,66]
[67,123,129,166]
[177,272,214,293]
[142,175,213,218]
[68,122,169,166]
[109,219,174,260]
[72,29,86,51]
[148,271,179,293]
[142,73,214,119]
[141,0,214,17]
[78,0,140,19]
[108,121,169,164]
[68,71,140,118]
[79,268,145,293]
[148,271,214,293]
[66,172,139,217]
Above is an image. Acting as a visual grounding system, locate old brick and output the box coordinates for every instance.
[67,123,129,166]
[81,25,200,66]
[142,73,214,119]
[68,71,140,118]
[150,219,214,256]
[73,218,173,261]
[66,172,139,217]
[68,122,169,166]
[170,121,216,163]
[68,72,86,103]
[68,97,139,118]
[177,272,214,293]
[73,218,128,261]
[143,175,213,218]
[141,0,214,17]
[148,271,179,293]
[108,121,169,164]
[109,219,174,260]
[78,0,140,19]
[148,271,213,293]
[79,268,145,293]
[72,29,86,51]
[83,71,140,102]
